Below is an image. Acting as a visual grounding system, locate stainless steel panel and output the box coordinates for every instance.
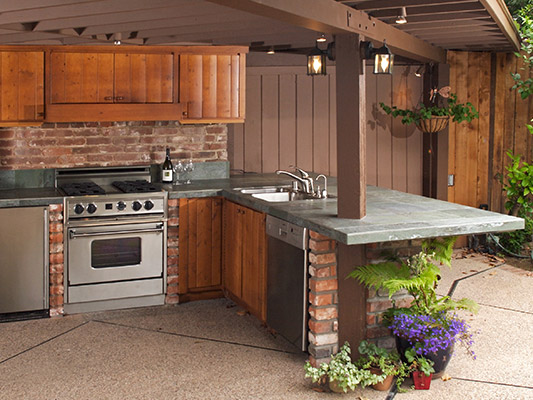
[266,215,308,351]
[68,278,164,303]
[67,222,164,285]
[0,207,48,314]
[266,215,307,250]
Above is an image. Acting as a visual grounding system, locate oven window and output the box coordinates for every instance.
[91,237,141,268]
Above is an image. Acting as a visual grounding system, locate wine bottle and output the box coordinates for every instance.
[161,148,173,183]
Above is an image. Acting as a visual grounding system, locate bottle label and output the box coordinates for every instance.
[162,170,173,182]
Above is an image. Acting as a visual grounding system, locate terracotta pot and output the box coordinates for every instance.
[369,367,394,391]
[416,115,449,133]
[412,371,433,390]
[328,378,349,393]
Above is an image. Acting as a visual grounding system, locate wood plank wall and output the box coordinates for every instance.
[229,65,424,195]
[448,51,533,213]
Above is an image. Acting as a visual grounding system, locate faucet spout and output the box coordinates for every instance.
[276,170,312,193]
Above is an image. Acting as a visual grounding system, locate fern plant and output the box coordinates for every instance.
[349,237,478,316]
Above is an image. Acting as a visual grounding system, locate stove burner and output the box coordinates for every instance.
[112,180,160,193]
[60,182,106,196]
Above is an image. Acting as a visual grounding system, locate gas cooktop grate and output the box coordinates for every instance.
[60,182,106,196]
[112,180,160,193]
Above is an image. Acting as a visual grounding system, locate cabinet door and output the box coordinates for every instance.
[241,207,267,321]
[49,52,114,104]
[0,51,44,123]
[179,52,245,123]
[222,200,243,299]
[114,53,174,103]
[178,197,222,296]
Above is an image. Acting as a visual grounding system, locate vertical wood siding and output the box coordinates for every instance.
[229,65,424,195]
[448,51,533,213]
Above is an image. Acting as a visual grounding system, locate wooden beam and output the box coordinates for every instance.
[478,0,520,51]
[335,33,365,219]
[369,3,485,18]
[206,0,446,63]
[353,0,477,10]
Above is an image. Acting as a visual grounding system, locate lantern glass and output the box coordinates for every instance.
[374,53,393,74]
[307,51,326,75]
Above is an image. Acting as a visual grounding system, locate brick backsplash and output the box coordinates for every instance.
[0,121,227,170]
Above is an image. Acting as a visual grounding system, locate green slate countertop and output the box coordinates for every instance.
[163,174,524,245]
[0,173,523,245]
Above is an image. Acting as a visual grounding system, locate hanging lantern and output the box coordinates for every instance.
[307,46,326,76]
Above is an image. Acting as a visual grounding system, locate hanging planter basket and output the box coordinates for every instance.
[415,116,450,134]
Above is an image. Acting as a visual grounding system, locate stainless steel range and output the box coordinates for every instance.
[57,166,167,314]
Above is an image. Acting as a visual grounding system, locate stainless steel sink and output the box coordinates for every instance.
[251,191,335,202]
[237,186,291,194]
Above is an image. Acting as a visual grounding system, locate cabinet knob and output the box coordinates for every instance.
[104,96,113,101]
[115,96,125,101]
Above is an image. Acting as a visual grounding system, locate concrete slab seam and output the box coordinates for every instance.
[91,319,300,355]
[453,376,533,390]
[0,320,90,366]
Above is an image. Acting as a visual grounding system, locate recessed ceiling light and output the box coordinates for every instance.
[316,33,327,43]
[267,47,275,55]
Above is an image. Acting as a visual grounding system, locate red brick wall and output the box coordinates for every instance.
[0,122,227,170]
[166,199,179,304]
[49,204,64,316]
[364,240,420,348]
[307,230,338,366]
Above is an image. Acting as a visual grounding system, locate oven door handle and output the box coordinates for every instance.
[69,224,164,239]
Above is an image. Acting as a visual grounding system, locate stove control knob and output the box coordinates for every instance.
[74,204,85,215]
[132,201,142,211]
[117,201,126,211]
[87,203,97,214]
[144,200,154,210]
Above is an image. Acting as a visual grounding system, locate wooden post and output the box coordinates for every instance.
[337,243,367,356]
[422,63,439,198]
[335,33,366,219]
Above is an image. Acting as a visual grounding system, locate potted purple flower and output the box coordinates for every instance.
[350,237,478,377]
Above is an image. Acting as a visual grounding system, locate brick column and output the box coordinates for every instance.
[49,204,64,316]
[307,230,338,366]
[166,199,179,304]
[363,240,419,348]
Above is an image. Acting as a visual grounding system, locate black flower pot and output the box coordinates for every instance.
[395,336,453,379]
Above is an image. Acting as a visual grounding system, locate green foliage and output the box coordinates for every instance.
[303,342,382,393]
[405,348,435,377]
[511,5,533,100]
[497,215,533,254]
[501,151,533,216]
[349,237,478,316]
[357,340,410,391]
[379,93,479,126]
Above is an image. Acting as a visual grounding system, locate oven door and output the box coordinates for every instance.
[67,222,165,285]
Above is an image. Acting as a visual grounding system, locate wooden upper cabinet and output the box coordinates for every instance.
[50,52,114,104]
[0,51,44,125]
[49,51,175,104]
[179,47,247,124]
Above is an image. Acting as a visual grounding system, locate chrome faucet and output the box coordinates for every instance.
[315,174,328,198]
[276,169,314,194]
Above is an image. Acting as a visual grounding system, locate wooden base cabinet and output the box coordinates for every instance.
[178,197,224,302]
[222,200,267,322]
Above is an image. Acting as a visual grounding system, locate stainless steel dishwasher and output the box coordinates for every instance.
[0,206,49,320]
[266,215,308,351]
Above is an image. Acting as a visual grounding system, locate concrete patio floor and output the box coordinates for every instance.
[0,251,532,399]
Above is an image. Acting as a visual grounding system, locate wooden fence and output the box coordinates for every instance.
[448,51,533,214]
